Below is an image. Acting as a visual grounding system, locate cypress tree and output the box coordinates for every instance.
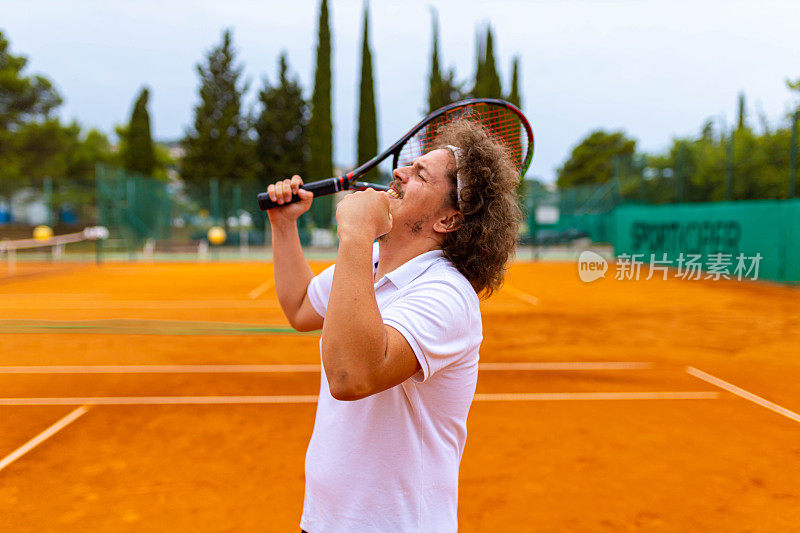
[472,26,502,98]
[182,30,253,196]
[506,57,524,173]
[255,53,309,185]
[507,57,521,108]
[472,28,486,97]
[122,87,155,176]
[307,0,334,227]
[426,10,464,113]
[482,27,502,98]
[737,92,747,130]
[427,9,444,112]
[357,3,378,179]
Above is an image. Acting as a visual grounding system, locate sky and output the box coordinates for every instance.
[3,0,799,183]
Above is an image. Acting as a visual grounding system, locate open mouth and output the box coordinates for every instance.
[387,182,402,199]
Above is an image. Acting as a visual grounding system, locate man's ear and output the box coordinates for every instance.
[433,211,463,234]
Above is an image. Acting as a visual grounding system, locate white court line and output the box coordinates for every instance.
[0,392,719,406]
[0,406,89,473]
[480,362,653,371]
[248,280,274,300]
[0,300,281,310]
[474,391,720,401]
[0,396,319,406]
[500,284,540,306]
[686,366,800,424]
[0,362,654,374]
[0,364,322,374]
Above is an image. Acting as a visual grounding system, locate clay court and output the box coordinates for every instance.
[1,260,799,531]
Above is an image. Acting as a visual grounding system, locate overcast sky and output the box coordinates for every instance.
[3,0,799,183]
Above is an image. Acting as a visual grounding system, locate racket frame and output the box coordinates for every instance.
[257,98,533,211]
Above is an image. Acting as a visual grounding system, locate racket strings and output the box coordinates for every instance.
[397,103,528,172]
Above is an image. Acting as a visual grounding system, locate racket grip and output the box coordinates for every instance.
[257,177,347,211]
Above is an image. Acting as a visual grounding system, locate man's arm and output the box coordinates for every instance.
[268,176,323,332]
[321,190,421,401]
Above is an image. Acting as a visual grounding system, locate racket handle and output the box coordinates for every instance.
[257,177,348,211]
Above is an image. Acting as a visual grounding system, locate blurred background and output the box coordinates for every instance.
[1,0,798,269]
[2,2,800,531]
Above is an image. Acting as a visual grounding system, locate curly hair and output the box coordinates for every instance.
[435,120,523,298]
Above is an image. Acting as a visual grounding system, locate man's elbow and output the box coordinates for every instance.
[288,317,315,332]
[327,372,373,401]
[287,312,321,332]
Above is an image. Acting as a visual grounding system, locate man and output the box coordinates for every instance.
[265,120,521,532]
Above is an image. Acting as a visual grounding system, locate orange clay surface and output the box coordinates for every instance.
[1,260,799,532]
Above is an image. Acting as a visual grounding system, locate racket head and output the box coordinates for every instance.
[392,98,534,179]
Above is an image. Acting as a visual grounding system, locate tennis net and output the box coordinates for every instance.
[0,227,108,279]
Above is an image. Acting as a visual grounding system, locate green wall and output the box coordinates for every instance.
[612,200,800,284]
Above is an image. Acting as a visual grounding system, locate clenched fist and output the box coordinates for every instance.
[266,175,313,227]
[335,188,393,241]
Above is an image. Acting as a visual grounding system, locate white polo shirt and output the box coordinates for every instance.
[300,243,482,533]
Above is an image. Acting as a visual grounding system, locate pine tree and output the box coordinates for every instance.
[308,0,334,227]
[122,87,155,176]
[0,31,64,206]
[357,3,378,179]
[426,9,464,113]
[182,30,253,195]
[255,53,309,184]
[0,31,62,131]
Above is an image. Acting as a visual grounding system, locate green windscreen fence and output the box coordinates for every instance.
[612,200,800,283]
[96,165,337,254]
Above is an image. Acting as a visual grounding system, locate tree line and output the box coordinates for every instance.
[0,1,523,226]
[557,91,800,203]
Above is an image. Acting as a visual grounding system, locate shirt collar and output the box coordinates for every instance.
[374,243,444,289]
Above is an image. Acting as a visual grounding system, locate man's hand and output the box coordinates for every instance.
[336,188,392,241]
[266,175,313,227]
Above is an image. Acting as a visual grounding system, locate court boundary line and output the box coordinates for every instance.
[248,280,274,299]
[0,391,719,406]
[500,284,540,306]
[0,362,654,374]
[0,406,89,473]
[686,366,800,424]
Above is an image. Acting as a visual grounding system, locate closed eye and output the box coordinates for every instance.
[413,164,427,182]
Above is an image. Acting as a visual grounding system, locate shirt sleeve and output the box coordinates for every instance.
[381,278,479,382]
[306,243,379,318]
[307,264,335,317]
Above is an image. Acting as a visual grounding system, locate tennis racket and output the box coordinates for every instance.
[256,98,533,210]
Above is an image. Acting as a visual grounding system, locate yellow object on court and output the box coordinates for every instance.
[33,225,53,241]
[207,226,227,245]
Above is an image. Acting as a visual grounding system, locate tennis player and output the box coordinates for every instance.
[266,120,521,532]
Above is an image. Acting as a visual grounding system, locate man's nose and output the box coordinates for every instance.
[392,167,410,183]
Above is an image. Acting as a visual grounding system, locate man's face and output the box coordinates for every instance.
[383,148,456,240]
